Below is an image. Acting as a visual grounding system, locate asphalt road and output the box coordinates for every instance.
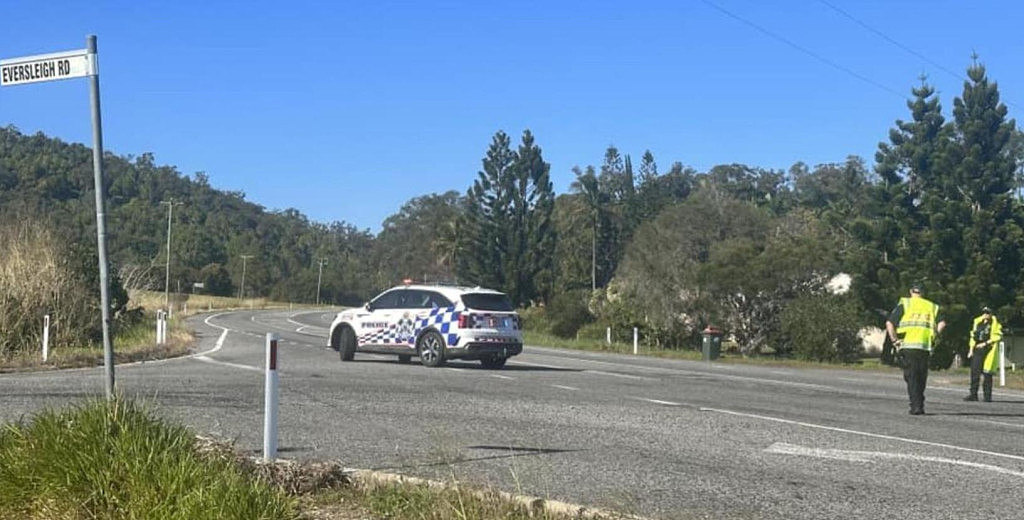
[2,309,1023,519]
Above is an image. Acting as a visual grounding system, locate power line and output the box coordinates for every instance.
[817,0,1022,111]
[701,0,909,101]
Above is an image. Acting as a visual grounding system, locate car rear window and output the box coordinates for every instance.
[460,293,514,311]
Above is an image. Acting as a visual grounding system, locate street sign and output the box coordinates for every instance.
[1,49,94,87]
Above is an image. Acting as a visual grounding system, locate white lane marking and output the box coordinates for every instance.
[551,385,579,391]
[193,355,261,373]
[971,419,1024,429]
[585,370,655,381]
[288,316,327,332]
[250,315,256,322]
[765,442,1024,478]
[196,313,230,357]
[490,374,514,380]
[702,406,1024,463]
[510,359,570,370]
[634,397,683,406]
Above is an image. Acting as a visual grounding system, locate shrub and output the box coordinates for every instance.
[546,290,594,338]
[781,294,863,363]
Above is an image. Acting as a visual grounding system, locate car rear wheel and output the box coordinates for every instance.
[480,355,507,369]
[417,331,446,367]
[338,327,356,361]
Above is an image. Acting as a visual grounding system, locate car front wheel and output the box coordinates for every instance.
[417,331,446,367]
[338,327,356,361]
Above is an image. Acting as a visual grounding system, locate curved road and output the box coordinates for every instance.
[2,309,1023,519]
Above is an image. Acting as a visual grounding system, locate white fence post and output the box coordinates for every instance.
[263,332,280,461]
[42,314,51,362]
[999,340,1006,387]
[633,327,638,355]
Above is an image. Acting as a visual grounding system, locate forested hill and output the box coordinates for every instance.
[0,125,379,304]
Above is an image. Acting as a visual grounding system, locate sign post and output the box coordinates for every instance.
[2,36,114,399]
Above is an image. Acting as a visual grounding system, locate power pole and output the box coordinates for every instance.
[160,199,184,310]
[239,254,254,300]
[316,258,327,306]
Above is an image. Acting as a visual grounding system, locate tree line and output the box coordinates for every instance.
[2,60,1021,366]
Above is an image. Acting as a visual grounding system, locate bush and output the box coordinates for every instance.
[0,397,296,519]
[517,306,553,335]
[780,294,863,363]
[546,290,594,338]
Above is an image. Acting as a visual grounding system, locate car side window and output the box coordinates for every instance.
[370,290,402,310]
[425,291,453,309]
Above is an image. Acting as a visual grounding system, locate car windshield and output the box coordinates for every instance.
[460,293,514,311]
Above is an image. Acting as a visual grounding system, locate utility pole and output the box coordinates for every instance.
[160,199,183,310]
[239,254,254,300]
[316,257,327,306]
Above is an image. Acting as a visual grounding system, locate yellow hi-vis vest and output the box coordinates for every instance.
[897,297,939,351]
[969,314,1003,374]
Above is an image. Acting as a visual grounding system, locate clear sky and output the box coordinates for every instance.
[2,1,1022,232]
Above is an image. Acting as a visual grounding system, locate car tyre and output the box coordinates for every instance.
[480,355,507,369]
[339,327,356,362]
[417,331,446,367]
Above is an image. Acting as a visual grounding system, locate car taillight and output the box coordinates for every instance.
[458,313,474,328]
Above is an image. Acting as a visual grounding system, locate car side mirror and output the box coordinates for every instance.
[364,302,374,312]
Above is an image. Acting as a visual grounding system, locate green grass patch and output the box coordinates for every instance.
[0,397,297,520]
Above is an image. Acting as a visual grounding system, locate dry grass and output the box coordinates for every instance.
[130,290,326,316]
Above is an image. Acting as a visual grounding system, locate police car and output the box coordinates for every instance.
[327,283,523,368]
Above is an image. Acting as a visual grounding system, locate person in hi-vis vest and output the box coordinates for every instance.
[885,284,946,415]
[964,306,1002,403]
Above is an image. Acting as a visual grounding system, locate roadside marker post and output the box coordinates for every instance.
[633,327,638,355]
[42,314,50,362]
[264,333,280,461]
[999,340,1006,387]
[606,327,611,345]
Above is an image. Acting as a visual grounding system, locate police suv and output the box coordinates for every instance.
[327,283,523,368]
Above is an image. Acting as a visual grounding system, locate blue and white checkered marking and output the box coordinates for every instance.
[415,305,461,346]
[356,306,462,347]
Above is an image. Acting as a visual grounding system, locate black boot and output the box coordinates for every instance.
[963,394,978,401]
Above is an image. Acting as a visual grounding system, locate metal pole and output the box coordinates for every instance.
[316,258,325,306]
[42,314,50,362]
[239,254,253,301]
[87,35,114,399]
[263,332,279,461]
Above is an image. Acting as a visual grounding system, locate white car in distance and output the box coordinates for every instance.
[328,283,523,368]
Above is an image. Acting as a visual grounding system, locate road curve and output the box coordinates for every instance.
[2,309,1023,519]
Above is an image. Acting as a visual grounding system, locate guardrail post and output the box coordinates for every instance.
[263,332,280,461]
[42,314,51,362]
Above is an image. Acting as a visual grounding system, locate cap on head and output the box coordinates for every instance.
[982,306,993,314]
[909,283,922,294]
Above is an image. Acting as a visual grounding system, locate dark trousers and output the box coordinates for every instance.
[901,349,930,412]
[969,345,993,400]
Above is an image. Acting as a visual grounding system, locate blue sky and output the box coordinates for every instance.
[3,1,1023,232]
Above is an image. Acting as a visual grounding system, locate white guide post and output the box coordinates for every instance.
[263,333,280,461]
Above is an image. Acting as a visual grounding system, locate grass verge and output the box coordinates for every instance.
[0,398,635,520]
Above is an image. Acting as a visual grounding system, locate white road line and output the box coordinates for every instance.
[971,419,1024,429]
[585,370,655,381]
[551,385,579,391]
[490,374,514,380]
[765,442,1024,478]
[193,355,261,373]
[702,406,1024,463]
[510,359,570,370]
[634,397,683,406]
